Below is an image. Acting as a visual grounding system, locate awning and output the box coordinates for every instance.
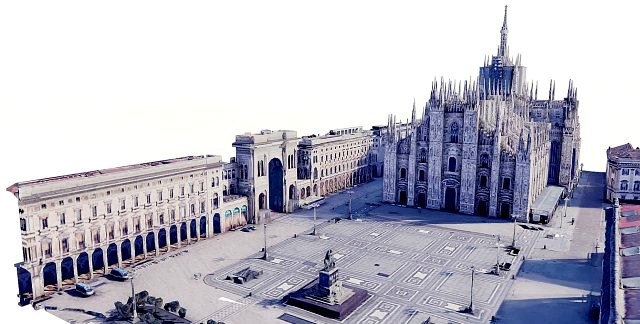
[530,186,565,217]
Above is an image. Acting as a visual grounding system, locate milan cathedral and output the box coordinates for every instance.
[382,6,581,221]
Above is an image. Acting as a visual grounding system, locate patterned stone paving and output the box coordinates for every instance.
[203,219,541,323]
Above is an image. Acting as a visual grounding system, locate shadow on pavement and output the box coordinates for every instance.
[515,255,603,291]
[495,296,599,324]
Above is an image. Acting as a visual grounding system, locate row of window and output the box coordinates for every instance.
[397,168,510,190]
[621,169,640,176]
[22,193,225,232]
[319,148,370,163]
[620,180,640,191]
[24,205,249,262]
[37,172,215,211]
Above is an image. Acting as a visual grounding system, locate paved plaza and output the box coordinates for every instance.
[39,177,603,324]
[204,218,539,324]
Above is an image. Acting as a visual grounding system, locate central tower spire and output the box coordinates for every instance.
[499,5,508,57]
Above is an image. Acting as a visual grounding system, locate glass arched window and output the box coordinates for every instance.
[634,181,640,191]
[621,180,629,191]
[503,178,511,190]
[450,122,459,143]
[448,157,456,172]
[480,175,488,188]
[224,210,232,217]
[480,153,490,168]
[400,168,406,179]
[233,207,240,215]
[419,170,425,181]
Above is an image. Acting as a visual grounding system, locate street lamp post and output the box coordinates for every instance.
[495,235,501,275]
[561,196,568,229]
[130,272,136,320]
[310,203,320,236]
[347,190,355,220]
[262,223,268,260]
[465,266,475,314]
[511,215,517,249]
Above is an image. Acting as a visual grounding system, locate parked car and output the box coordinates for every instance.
[75,283,95,297]
[241,225,256,232]
[110,268,130,280]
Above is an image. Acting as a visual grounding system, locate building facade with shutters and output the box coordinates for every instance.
[606,144,640,203]
[8,155,248,303]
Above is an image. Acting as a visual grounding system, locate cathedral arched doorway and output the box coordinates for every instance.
[571,148,577,180]
[213,213,221,234]
[121,239,131,262]
[17,267,32,305]
[158,229,167,249]
[258,193,266,210]
[268,158,284,212]
[417,191,427,207]
[399,190,407,205]
[190,219,197,238]
[92,248,104,274]
[477,200,489,216]
[134,236,144,259]
[444,187,457,211]
[42,262,57,290]
[500,202,511,218]
[180,223,188,242]
[548,141,561,185]
[200,216,207,238]
[60,257,74,282]
[107,243,118,267]
[170,225,178,244]
[76,252,90,277]
[146,232,155,253]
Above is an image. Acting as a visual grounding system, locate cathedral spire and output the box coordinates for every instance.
[499,5,509,58]
[411,98,416,125]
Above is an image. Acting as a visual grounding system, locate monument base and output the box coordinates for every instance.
[285,279,369,320]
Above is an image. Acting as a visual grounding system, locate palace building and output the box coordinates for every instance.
[383,6,581,221]
[8,155,248,303]
[606,144,640,203]
[9,128,376,303]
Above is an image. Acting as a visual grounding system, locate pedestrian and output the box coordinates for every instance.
[571,218,575,225]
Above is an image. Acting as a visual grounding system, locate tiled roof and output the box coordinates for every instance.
[6,155,216,193]
[620,205,640,228]
[608,143,640,160]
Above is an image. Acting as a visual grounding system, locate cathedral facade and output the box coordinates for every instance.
[383,6,581,222]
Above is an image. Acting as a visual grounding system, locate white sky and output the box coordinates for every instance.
[1,1,638,322]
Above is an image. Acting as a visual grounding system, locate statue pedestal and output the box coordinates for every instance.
[286,278,369,320]
[286,250,370,320]
[318,268,338,296]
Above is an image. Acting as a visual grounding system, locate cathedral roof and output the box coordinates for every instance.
[608,143,640,161]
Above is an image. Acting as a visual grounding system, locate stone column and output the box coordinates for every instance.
[195,220,201,242]
[88,251,94,279]
[116,242,122,268]
[177,227,182,249]
[154,230,160,257]
[130,240,135,263]
[207,213,213,238]
[103,248,109,273]
[142,236,147,258]
[32,266,44,298]
[55,260,62,291]
[186,222,192,245]
[72,255,78,283]
[166,228,171,253]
